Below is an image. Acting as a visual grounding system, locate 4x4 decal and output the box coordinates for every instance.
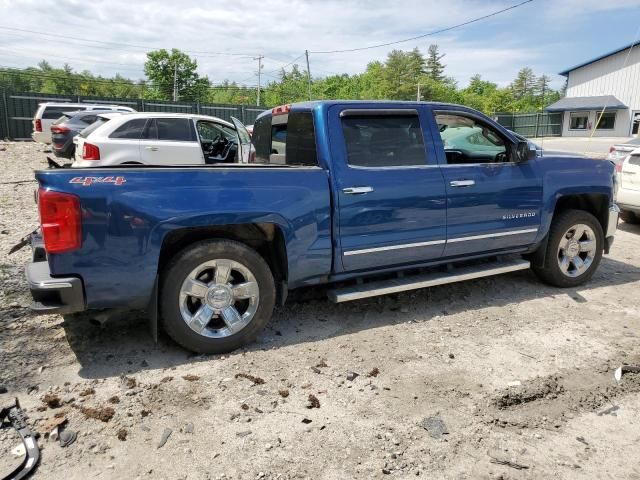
[70,176,126,186]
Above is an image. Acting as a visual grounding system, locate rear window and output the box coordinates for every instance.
[109,118,147,139]
[79,118,109,138]
[42,106,84,119]
[252,112,317,166]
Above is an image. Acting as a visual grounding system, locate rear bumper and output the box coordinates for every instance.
[31,131,51,144]
[26,261,85,315]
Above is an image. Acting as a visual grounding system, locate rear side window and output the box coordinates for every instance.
[42,106,83,119]
[285,112,317,166]
[110,118,148,139]
[341,113,427,167]
[252,112,317,166]
[152,118,195,141]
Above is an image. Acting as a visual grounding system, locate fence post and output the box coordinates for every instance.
[534,113,539,138]
[196,102,200,115]
[2,90,10,140]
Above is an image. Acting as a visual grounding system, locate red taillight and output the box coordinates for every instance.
[82,143,100,161]
[616,162,623,173]
[35,119,42,132]
[38,188,82,253]
[272,104,291,116]
[51,125,70,134]
[609,146,615,153]
[249,149,256,163]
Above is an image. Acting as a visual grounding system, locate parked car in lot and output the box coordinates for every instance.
[616,147,640,223]
[31,102,135,144]
[73,113,253,167]
[51,111,125,159]
[607,137,640,170]
[25,100,618,354]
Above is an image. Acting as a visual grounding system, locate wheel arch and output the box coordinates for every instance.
[529,192,610,267]
[157,223,289,301]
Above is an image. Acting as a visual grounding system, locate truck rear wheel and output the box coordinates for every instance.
[531,209,604,288]
[160,239,275,354]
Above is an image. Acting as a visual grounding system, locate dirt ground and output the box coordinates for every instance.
[1,141,640,480]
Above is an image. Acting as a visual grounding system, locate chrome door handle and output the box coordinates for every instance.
[449,180,475,187]
[342,186,374,195]
[144,146,159,151]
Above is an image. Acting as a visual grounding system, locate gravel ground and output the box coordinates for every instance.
[1,141,640,480]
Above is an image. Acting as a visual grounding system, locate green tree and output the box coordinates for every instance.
[425,44,446,82]
[510,67,536,100]
[144,48,202,101]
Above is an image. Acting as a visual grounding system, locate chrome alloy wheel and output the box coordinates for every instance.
[557,223,597,278]
[178,259,259,338]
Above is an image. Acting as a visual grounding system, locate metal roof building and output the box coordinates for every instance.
[546,42,640,137]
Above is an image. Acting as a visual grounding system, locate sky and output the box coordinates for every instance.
[0,0,639,90]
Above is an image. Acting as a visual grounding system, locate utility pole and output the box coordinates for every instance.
[173,62,178,102]
[254,55,264,106]
[305,49,312,101]
[417,83,421,102]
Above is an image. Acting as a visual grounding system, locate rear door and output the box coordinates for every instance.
[139,118,203,165]
[328,105,447,272]
[429,109,542,258]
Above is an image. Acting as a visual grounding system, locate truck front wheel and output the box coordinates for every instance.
[160,239,276,354]
[531,209,604,288]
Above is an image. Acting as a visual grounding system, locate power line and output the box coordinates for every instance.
[0,25,258,58]
[309,0,533,54]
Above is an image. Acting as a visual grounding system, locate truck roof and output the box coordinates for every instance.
[257,100,477,120]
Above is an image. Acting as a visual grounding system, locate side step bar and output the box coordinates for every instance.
[328,258,530,303]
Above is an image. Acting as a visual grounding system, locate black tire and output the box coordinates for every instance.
[531,209,604,288]
[160,239,275,354]
[620,209,640,224]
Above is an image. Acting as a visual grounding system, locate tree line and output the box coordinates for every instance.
[0,46,563,115]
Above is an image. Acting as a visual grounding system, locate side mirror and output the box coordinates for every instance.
[515,140,536,162]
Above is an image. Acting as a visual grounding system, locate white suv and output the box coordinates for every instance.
[617,147,640,224]
[32,102,136,144]
[73,113,253,167]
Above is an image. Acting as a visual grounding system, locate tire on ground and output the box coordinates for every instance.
[620,210,640,224]
[531,209,604,288]
[160,239,275,354]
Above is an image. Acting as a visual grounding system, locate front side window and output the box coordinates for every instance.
[594,111,616,130]
[109,118,147,139]
[570,112,589,130]
[434,112,508,164]
[197,121,233,141]
[341,113,426,167]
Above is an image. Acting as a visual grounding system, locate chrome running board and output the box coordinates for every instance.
[328,258,530,303]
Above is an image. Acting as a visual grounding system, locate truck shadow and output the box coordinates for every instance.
[62,255,640,380]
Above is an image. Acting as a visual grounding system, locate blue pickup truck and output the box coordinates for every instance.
[26,101,619,353]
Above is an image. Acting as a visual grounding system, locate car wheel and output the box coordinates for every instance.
[160,239,275,354]
[531,209,604,288]
[620,209,640,224]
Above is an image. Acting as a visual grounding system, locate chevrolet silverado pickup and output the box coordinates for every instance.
[25,101,619,353]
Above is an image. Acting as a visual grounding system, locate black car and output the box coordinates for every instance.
[51,111,120,159]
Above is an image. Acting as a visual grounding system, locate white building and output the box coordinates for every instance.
[546,42,640,137]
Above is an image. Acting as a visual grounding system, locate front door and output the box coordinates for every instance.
[328,105,447,272]
[429,110,542,258]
